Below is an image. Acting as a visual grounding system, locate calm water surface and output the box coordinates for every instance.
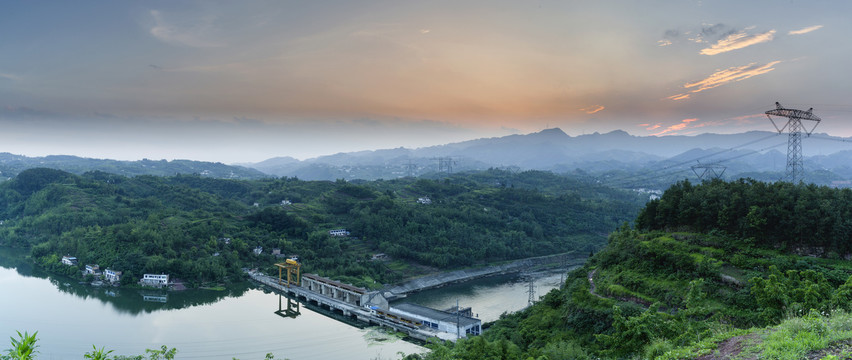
[395,268,576,323]
[0,248,423,360]
[0,246,576,359]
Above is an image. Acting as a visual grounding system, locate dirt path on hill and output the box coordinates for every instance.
[587,269,651,307]
[588,269,606,299]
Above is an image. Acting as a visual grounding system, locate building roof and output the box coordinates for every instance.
[391,303,480,328]
[303,273,366,294]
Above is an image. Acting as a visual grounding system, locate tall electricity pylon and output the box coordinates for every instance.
[765,102,821,183]
[691,162,726,181]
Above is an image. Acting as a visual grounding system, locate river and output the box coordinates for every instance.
[393,269,576,323]
[0,247,574,359]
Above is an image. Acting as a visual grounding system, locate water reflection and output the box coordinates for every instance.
[0,246,249,315]
[275,294,301,319]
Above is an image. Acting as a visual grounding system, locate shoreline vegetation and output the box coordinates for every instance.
[0,168,642,291]
[9,176,852,358]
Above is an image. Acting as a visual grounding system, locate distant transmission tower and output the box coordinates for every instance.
[404,161,417,177]
[691,162,726,180]
[765,102,821,183]
[527,277,536,306]
[431,157,457,174]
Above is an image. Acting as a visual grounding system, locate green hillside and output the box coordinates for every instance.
[414,179,852,359]
[0,168,643,288]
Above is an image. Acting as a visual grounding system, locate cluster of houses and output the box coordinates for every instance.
[60,255,168,288]
[61,256,124,284]
[329,229,350,237]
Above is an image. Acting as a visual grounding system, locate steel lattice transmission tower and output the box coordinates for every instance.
[691,162,727,181]
[765,102,821,183]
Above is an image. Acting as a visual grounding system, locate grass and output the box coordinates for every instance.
[658,311,852,360]
[749,310,852,360]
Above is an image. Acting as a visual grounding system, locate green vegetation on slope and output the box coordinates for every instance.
[0,168,643,288]
[412,179,852,359]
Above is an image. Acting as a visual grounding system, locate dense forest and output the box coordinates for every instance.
[412,179,852,359]
[0,168,644,288]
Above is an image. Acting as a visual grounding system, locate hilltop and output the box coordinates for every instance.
[0,152,267,180]
[411,179,852,359]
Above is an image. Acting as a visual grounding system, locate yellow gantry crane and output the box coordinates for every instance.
[275,259,301,287]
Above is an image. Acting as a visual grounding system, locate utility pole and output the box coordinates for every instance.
[456,299,460,340]
[765,102,821,183]
[527,277,536,306]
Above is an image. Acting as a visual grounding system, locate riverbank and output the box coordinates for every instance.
[385,252,587,297]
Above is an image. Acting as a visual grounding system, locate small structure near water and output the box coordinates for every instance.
[140,274,169,288]
[61,255,78,266]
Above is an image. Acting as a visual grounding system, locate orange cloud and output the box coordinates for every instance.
[580,105,605,114]
[731,113,766,124]
[700,30,775,55]
[789,25,823,35]
[668,61,780,101]
[651,118,700,136]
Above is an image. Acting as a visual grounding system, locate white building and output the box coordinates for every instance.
[104,269,122,283]
[141,274,169,287]
[84,264,100,275]
[253,246,263,255]
[61,256,78,266]
[417,197,432,204]
[390,303,481,339]
[329,229,350,237]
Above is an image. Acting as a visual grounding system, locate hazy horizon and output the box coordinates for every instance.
[2,1,849,163]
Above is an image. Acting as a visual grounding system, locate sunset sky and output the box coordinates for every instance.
[1,0,849,163]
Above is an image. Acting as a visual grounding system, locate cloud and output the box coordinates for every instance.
[700,30,775,55]
[0,73,20,81]
[637,123,662,130]
[731,113,766,124]
[789,25,823,35]
[668,60,781,100]
[148,64,163,70]
[651,118,700,136]
[657,39,672,47]
[579,105,605,114]
[420,29,431,34]
[149,10,224,48]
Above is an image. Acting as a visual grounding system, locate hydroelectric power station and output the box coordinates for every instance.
[248,259,481,342]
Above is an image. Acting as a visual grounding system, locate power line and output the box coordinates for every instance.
[600,133,780,187]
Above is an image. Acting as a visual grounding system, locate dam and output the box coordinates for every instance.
[247,269,481,342]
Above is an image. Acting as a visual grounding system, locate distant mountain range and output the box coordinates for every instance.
[0,153,267,180]
[4,128,852,186]
[241,128,852,184]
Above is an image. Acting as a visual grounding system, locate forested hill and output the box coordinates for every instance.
[416,179,852,359]
[0,152,267,180]
[0,168,644,288]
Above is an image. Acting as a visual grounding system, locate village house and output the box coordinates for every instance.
[104,269,122,283]
[140,274,169,287]
[84,264,101,275]
[253,246,263,255]
[61,256,78,266]
[417,196,432,204]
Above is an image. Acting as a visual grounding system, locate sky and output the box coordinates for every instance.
[1,0,850,163]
